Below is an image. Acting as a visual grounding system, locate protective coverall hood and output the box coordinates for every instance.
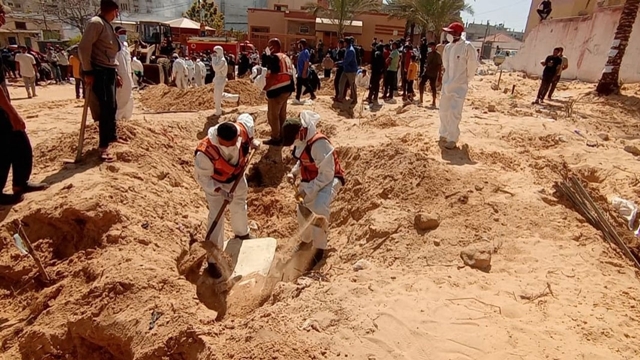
[293,110,320,157]
[214,46,224,58]
[208,124,240,161]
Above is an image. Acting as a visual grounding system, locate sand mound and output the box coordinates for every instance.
[139,79,263,113]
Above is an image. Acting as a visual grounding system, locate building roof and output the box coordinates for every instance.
[166,18,213,31]
[477,33,521,43]
[315,18,363,27]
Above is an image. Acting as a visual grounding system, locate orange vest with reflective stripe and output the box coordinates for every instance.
[195,123,251,184]
[294,133,345,185]
[267,53,294,91]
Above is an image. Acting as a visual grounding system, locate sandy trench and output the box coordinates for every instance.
[1,67,640,359]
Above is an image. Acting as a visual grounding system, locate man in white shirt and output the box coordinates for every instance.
[15,45,37,98]
[57,48,70,82]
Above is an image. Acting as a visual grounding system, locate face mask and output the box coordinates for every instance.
[119,35,127,43]
[427,48,432,53]
[219,145,239,160]
[446,34,454,42]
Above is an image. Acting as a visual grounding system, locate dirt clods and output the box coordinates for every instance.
[460,243,494,271]
[414,212,440,232]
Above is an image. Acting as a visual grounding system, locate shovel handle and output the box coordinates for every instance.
[204,148,256,242]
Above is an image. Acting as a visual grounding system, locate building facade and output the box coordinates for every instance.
[525,0,625,36]
[464,21,524,42]
[214,0,267,31]
[0,14,63,48]
[5,0,191,19]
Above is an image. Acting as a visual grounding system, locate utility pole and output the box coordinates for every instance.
[480,20,490,58]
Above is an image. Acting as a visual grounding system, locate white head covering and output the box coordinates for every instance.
[214,46,224,57]
[293,110,320,157]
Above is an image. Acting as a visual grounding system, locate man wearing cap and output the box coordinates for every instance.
[115,26,133,121]
[78,0,125,162]
[282,111,345,269]
[194,114,260,284]
[0,1,49,205]
[293,39,315,105]
[262,38,294,146]
[438,22,477,150]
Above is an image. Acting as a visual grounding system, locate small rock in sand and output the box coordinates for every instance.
[597,132,610,141]
[352,259,371,271]
[460,243,493,271]
[624,145,640,156]
[433,239,441,247]
[487,104,496,112]
[414,213,440,231]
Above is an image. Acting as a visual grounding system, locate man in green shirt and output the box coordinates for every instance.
[383,42,400,100]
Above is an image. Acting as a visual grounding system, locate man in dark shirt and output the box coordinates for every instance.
[537,0,552,20]
[419,42,442,108]
[367,44,385,104]
[534,47,562,104]
[419,37,428,76]
[333,39,345,100]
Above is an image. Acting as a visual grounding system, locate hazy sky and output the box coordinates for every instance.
[461,0,532,32]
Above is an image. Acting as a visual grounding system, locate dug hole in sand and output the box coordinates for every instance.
[2,68,640,359]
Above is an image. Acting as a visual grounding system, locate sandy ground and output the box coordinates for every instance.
[2,69,640,360]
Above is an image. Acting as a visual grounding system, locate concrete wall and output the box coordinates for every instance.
[507,6,640,83]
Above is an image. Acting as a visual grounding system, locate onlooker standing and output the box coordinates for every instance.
[383,42,400,100]
[401,44,413,100]
[548,47,568,99]
[47,47,62,84]
[333,39,346,100]
[0,1,48,205]
[537,0,552,21]
[15,46,37,98]
[419,41,442,108]
[337,37,358,104]
[406,55,418,102]
[321,53,333,78]
[533,47,562,104]
[366,43,385,104]
[294,39,315,104]
[78,0,124,162]
[262,38,295,146]
[57,47,70,82]
[419,37,428,76]
[69,52,84,99]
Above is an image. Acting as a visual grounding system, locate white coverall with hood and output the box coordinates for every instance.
[195,59,206,87]
[212,46,240,116]
[185,58,195,86]
[172,56,188,89]
[289,111,343,250]
[438,40,477,144]
[115,40,134,121]
[194,114,255,257]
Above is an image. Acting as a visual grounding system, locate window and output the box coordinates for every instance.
[274,4,288,11]
[8,37,16,45]
[251,26,270,33]
[15,21,27,30]
[133,5,139,12]
[299,25,309,34]
[120,3,129,11]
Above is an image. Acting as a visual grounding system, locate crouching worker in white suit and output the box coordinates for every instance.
[212,46,240,116]
[282,111,345,267]
[194,114,260,282]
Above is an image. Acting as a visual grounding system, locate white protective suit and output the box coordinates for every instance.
[250,66,267,91]
[355,69,370,88]
[438,40,477,143]
[212,46,240,116]
[195,59,206,87]
[185,59,195,86]
[290,111,343,250]
[194,114,255,254]
[115,41,134,121]
[172,57,188,89]
[131,56,144,87]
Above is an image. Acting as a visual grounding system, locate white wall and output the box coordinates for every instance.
[505,6,640,83]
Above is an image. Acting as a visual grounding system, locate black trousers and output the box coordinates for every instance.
[92,68,117,148]
[74,78,85,99]
[334,67,344,98]
[368,74,381,100]
[296,76,315,100]
[0,116,33,191]
[383,70,397,98]
[537,9,551,20]
[324,69,331,78]
[537,77,553,100]
[548,75,560,98]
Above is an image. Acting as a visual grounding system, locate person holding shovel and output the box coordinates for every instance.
[282,111,346,268]
[194,114,260,283]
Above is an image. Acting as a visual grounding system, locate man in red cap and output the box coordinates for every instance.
[438,22,477,150]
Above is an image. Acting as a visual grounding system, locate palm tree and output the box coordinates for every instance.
[305,0,381,39]
[387,0,473,41]
[596,0,640,95]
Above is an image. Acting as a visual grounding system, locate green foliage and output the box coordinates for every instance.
[305,0,381,38]
[67,34,82,46]
[387,0,473,37]
[184,0,225,34]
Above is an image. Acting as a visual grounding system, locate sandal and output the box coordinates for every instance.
[112,137,129,145]
[13,182,49,195]
[0,193,24,206]
[100,150,115,162]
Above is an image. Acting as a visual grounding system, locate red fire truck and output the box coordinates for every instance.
[186,38,255,57]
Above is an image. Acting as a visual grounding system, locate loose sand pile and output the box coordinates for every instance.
[2,72,640,359]
[139,79,263,113]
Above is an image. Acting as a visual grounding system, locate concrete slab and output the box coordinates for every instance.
[224,237,277,279]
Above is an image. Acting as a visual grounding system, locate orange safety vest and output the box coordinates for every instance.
[294,133,345,185]
[266,53,294,91]
[195,122,252,184]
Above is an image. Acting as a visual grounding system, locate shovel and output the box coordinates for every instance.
[178,148,256,277]
[62,89,91,164]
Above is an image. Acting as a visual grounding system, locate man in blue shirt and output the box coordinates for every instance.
[336,37,358,104]
[294,39,315,104]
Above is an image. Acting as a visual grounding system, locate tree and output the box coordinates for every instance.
[39,0,99,34]
[184,0,225,35]
[387,0,473,41]
[596,0,640,95]
[305,0,381,39]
